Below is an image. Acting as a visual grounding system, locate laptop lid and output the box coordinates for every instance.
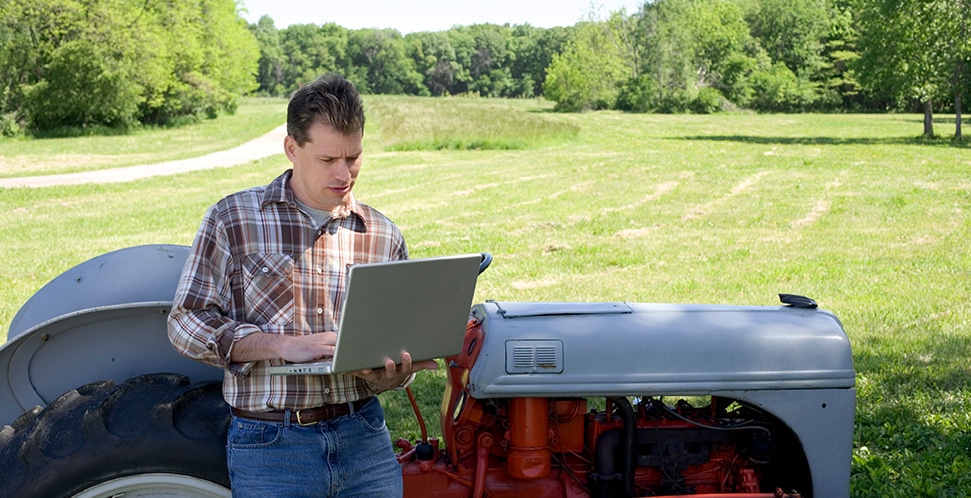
[268,253,483,375]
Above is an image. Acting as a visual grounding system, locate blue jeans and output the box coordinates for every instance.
[226,397,403,497]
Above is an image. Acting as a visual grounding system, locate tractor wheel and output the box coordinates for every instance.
[0,373,231,498]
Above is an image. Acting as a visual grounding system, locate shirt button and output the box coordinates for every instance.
[316,267,323,274]
[324,388,331,394]
[261,267,269,273]
[316,308,324,315]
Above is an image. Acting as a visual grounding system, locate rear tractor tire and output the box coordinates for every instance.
[0,373,231,497]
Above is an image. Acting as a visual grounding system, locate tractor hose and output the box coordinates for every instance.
[613,397,636,497]
[592,397,636,497]
[406,387,428,443]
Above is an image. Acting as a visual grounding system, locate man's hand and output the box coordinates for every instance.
[230,332,338,363]
[353,351,438,392]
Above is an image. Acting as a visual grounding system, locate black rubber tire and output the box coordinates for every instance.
[0,373,231,497]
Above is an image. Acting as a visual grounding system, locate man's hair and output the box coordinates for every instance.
[287,73,365,145]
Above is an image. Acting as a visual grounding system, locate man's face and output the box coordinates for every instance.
[284,121,363,212]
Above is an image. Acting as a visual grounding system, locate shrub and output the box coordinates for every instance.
[616,75,660,113]
[690,87,725,114]
[0,113,21,137]
[22,40,142,130]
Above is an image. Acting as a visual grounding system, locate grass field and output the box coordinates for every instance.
[1,96,969,496]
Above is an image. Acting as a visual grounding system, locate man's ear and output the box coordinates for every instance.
[283,135,299,162]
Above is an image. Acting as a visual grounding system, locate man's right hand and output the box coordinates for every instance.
[230,331,338,363]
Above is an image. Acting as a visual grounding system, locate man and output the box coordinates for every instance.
[167,73,435,497]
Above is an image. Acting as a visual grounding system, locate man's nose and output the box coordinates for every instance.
[334,160,351,182]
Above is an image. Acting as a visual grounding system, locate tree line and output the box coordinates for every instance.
[1,0,968,137]
[0,0,258,136]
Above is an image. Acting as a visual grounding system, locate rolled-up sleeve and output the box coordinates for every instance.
[167,206,261,377]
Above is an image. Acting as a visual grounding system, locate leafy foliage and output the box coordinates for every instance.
[854,0,971,136]
[543,15,633,111]
[0,0,258,133]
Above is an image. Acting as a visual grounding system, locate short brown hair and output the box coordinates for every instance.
[287,73,365,145]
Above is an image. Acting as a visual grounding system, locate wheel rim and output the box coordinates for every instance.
[71,473,230,498]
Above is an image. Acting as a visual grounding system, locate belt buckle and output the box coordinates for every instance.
[295,409,315,426]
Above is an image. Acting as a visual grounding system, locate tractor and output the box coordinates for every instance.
[0,244,854,497]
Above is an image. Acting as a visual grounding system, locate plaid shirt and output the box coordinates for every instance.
[167,170,407,411]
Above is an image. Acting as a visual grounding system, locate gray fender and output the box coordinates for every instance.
[1,245,222,426]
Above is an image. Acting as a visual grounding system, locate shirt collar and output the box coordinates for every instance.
[262,169,366,223]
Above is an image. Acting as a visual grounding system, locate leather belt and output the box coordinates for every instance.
[232,397,371,426]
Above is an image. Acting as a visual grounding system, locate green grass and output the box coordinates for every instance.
[366,95,578,150]
[2,97,970,496]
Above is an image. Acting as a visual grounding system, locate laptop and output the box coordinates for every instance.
[268,253,483,375]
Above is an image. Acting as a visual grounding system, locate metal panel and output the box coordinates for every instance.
[7,245,190,340]
[468,301,855,397]
[0,245,222,426]
[2,304,221,423]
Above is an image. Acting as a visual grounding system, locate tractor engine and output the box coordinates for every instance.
[398,300,855,497]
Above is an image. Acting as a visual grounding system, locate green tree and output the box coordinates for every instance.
[460,24,515,97]
[22,39,141,129]
[627,0,753,112]
[279,23,349,94]
[817,0,862,109]
[446,28,476,94]
[633,0,695,111]
[746,0,830,77]
[740,0,837,110]
[506,25,573,97]
[404,31,461,96]
[250,15,286,95]
[346,29,426,95]
[544,13,633,111]
[0,0,258,132]
[855,0,971,136]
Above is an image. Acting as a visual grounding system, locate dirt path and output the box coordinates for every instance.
[0,124,287,189]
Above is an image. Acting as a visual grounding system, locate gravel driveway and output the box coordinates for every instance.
[0,124,287,189]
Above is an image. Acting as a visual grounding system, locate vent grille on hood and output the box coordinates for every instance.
[505,340,563,374]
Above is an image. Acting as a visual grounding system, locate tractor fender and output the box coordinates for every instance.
[0,244,222,426]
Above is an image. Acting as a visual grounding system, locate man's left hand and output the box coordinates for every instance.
[354,351,438,392]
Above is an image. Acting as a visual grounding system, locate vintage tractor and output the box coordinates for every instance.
[0,244,855,497]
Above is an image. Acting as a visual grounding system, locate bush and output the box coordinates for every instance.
[749,62,818,112]
[718,53,760,108]
[0,113,21,137]
[22,40,142,130]
[690,87,725,114]
[655,89,694,114]
[616,75,660,113]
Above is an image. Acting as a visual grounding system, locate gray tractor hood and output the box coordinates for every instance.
[466,300,855,398]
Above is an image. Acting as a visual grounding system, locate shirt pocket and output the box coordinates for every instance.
[242,253,295,325]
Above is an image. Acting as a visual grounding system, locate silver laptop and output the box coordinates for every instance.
[268,253,483,375]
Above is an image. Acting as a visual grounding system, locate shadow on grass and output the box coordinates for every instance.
[676,135,970,148]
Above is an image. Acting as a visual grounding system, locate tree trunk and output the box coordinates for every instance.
[923,100,934,138]
[957,93,964,140]
[958,9,967,140]
[956,60,964,140]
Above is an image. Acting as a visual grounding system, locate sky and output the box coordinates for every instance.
[239,0,643,33]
